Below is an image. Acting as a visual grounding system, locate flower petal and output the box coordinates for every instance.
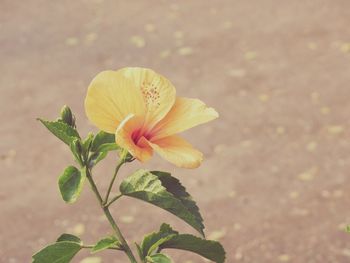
[115,114,153,162]
[148,135,203,169]
[124,67,176,128]
[85,70,146,133]
[151,97,219,139]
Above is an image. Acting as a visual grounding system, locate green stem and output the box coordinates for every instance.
[85,168,138,263]
[81,245,122,251]
[106,194,123,207]
[104,152,127,204]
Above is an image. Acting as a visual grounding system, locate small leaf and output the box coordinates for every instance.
[91,236,122,253]
[146,253,172,263]
[120,170,204,235]
[88,131,119,168]
[83,132,95,153]
[32,241,81,263]
[57,234,82,244]
[70,139,84,166]
[91,131,115,152]
[96,143,120,152]
[88,151,108,168]
[151,171,204,236]
[38,118,80,145]
[159,234,226,263]
[141,223,178,257]
[58,166,85,203]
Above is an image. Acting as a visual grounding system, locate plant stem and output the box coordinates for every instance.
[85,167,138,263]
[104,153,126,204]
[106,194,123,207]
[81,245,122,251]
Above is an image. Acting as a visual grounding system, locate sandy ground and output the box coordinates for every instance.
[1,0,350,262]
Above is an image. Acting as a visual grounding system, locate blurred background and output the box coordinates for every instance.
[1,0,350,262]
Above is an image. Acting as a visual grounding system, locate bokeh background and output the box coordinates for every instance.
[2,0,350,262]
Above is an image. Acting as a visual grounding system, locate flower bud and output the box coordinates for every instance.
[60,105,75,127]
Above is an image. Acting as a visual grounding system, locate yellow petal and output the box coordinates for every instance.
[85,70,145,133]
[125,67,176,128]
[148,135,203,168]
[152,97,218,139]
[115,114,153,162]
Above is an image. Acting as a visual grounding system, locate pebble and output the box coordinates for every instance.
[227,68,246,78]
[320,106,330,115]
[289,191,299,199]
[298,166,318,181]
[259,94,269,102]
[327,125,344,135]
[80,257,102,263]
[65,37,79,46]
[159,50,171,58]
[278,254,291,261]
[120,215,135,224]
[71,223,85,235]
[244,51,257,60]
[208,229,226,240]
[178,47,193,56]
[130,35,145,48]
[276,126,285,135]
[306,141,317,152]
[144,23,155,32]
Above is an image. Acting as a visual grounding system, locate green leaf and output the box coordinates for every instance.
[87,131,119,168]
[88,151,108,168]
[151,171,204,236]
[96,143,120,152]
[57,234,82,244]
[38,119,80,145]
[70,139,84,166]
[83,132,95,153]
[32,241,81,263]
[91,131,115,152]
[146,253,172,263]
[159,234,225,263]
[120,170,204,235]
[91,236,122,253]
[58,166,85,203]
[141,224,178,257]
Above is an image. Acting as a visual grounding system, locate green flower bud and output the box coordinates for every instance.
[60,105,75,127]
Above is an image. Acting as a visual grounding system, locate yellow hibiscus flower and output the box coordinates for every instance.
[85,67,218,168]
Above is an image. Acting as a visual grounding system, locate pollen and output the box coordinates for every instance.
[141,81,161,108]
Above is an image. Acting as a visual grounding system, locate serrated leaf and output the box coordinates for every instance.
[57,234,82,244]
[151,171,204,236]
[159,234,226,263]
[91,236,122,253]
[58,166,85,203]
[91,131,115,152]
[32,241,81,263]
[120,170,204,235]
[146,253,172,263]
[141,223,178,257]
[38,119,80,145]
